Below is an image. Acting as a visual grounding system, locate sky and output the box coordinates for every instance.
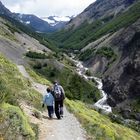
[1,0,96,17]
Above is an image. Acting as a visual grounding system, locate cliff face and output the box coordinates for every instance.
[67,0,137,29]
[103,19,140,106]
[81,17,140,120]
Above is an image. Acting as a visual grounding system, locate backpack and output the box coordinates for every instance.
[53,84,62,100]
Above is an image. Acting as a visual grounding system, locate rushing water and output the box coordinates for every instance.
[72,59,112,114]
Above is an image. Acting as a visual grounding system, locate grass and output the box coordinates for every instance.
[0,103,35,140]
[0,54,45,139]
[65,99,140,140]
[0,18,17,41]
[26,67,52,86]
[0,54,43,109]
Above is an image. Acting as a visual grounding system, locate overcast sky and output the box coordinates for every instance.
[1,0,96,17]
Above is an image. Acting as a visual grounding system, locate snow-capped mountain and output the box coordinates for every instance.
[0,1,73,32]
[42,16,72,26]
[13,13,55,32]
[14,14,72,32]
[41,16,73,30]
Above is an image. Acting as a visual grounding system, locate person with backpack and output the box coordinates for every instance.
[42,87,54,119]
[52,81,65,119]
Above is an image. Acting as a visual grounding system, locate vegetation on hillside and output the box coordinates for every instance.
[78,47,117,64]
[0,103,35,140]
[30,58,100,104]
[0,19,17,41]
[47,1,140,51]
[0,54,43,139]
[26,67,52,86]
[66,99,140,140]
[26,51,48,59]
[78,48,96,61]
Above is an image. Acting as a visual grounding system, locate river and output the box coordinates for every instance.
[72,58,112,114]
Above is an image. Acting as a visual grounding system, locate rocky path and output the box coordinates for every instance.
[17,65,86,140]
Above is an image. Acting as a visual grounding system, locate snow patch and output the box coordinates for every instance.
[25,21,30,24]
[42,18,55,24]
[53,16,70,22]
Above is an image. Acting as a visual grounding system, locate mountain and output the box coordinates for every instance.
[13,13,54,32]
[14,14,72,33]
[0,1,70,32]
[67,0,137,29]
[41,16,72,30]
[0,0,140,139]
[0,1,12,16]
[77,1,140,121]
[47,0,140,122]
[48,0,139,50]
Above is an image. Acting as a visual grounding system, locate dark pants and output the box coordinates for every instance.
[55,100,64,119]
[47,106,54,118]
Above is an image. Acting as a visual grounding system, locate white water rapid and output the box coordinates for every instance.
[72,59,112,114]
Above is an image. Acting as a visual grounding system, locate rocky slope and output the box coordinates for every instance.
[0,17,51,64]
[80,17,140,121]
[67,0,138,29]
[102,19,140,120]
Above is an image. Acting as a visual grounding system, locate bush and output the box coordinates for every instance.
[96,47,116,59]
[33,62,42,69]
[78,48,95,61]
[26,51,48,59]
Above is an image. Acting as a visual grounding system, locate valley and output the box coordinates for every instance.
[0,0,140,139]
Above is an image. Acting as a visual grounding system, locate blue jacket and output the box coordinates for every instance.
[43,92,54,106]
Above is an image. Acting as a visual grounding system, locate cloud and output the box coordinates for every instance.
[1,0,96,17]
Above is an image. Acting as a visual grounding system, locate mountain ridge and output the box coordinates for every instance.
[67,0,138,29]
[0,1,70,32]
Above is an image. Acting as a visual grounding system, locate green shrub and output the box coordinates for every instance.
[96,47,117,60]
[78,48,95,61]
[26,51,48,59]
[33,62,42,69]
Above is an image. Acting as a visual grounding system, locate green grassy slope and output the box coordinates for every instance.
[66,99,140,140]
[47,1,140,51]
[0,54,43,139]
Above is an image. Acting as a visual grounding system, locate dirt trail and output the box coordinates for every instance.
[17,65,86,140]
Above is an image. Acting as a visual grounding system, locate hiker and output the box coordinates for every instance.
[52,81,65,119]
[42,87,54,119]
